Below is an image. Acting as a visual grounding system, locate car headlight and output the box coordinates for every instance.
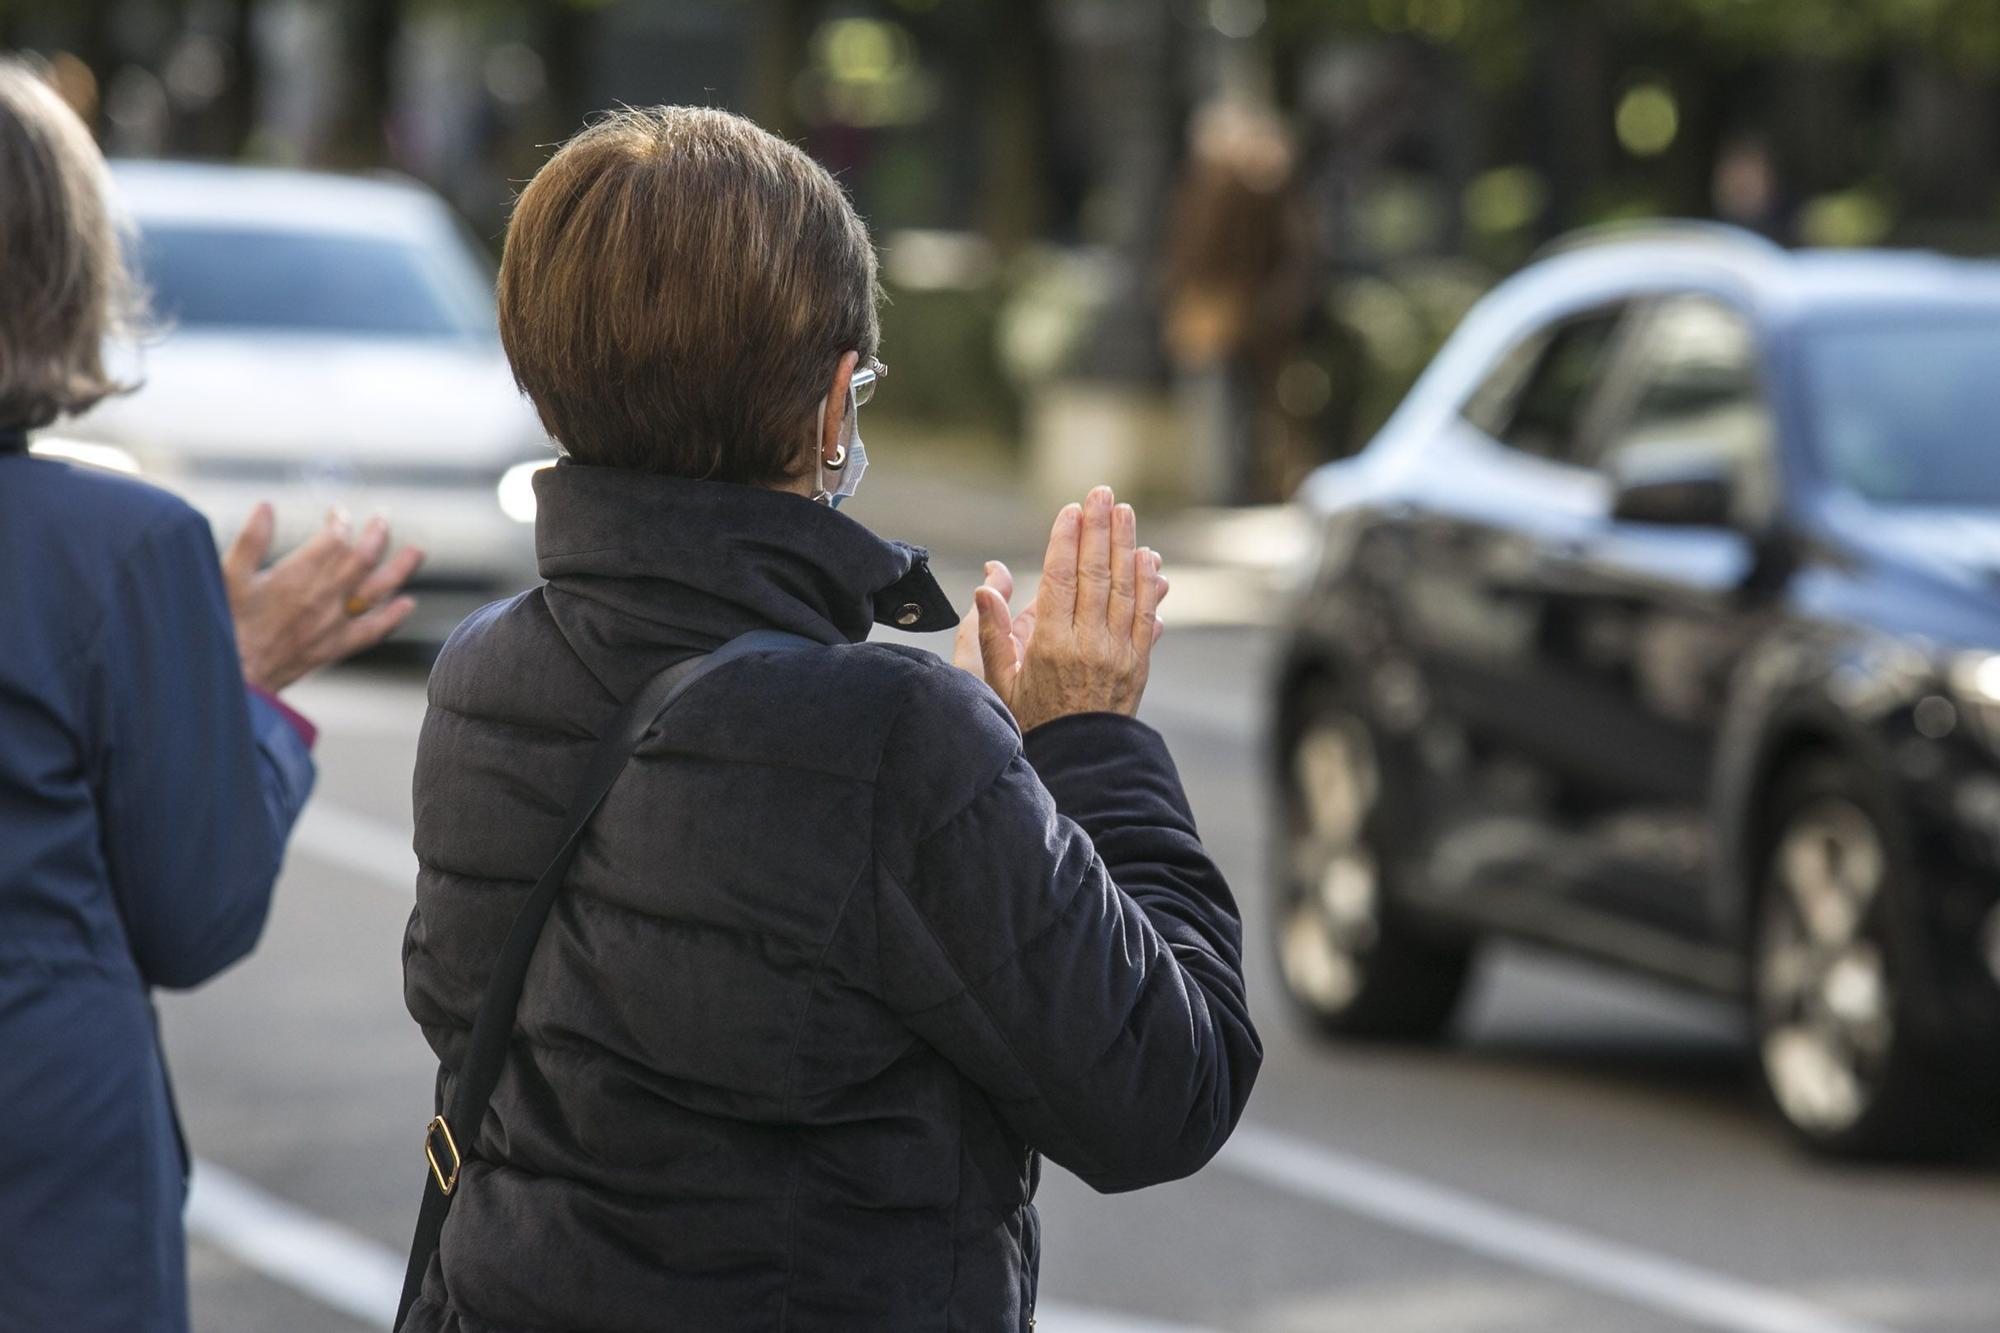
[1949,651,2000,746]
[497,459,556,524]
[28,436,142,476]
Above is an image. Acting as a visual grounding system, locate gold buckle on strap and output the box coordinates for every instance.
[424,1115,462,1196]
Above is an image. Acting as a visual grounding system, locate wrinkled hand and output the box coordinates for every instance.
[952,559,1038,690]
[952,486,1167,733]
[223,504,425,693]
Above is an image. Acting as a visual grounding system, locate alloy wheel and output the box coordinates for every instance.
[1279,714,1383,1015]
[1755,797,1896,1138]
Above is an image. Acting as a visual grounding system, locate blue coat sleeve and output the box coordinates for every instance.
[871,660,1261,1193]
[90,504,315,990]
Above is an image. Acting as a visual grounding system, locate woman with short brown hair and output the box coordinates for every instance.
[400,106,1260,1333]
[0,59,420,1331]
[496,104,881,488]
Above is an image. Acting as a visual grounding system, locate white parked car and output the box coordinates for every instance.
[42,160,552,640]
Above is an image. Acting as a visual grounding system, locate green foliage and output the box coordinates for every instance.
[408,0,616,14]
[1267,0,2000,71]
[1649,0,2000,66]
[1268,0,1531,84]
[1323,258,1490,449]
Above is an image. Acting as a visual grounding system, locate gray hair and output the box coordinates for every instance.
[0,58,137,431]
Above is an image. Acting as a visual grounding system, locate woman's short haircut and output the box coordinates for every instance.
[0,60,136,432]
[498,106,880,486]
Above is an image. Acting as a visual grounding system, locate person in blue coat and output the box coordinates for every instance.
[0,61,423,1331]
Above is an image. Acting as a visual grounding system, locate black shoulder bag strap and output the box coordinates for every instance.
[394,627,818,1330]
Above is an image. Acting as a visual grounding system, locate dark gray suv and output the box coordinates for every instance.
[1271,224,2000,1158]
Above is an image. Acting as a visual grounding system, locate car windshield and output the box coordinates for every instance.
[1802,316,2000,506]
[131,223,496,340]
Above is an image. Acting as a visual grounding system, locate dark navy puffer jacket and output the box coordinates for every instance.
[401,463,1260,1333]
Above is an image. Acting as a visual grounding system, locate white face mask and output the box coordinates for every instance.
[812,386,867,509]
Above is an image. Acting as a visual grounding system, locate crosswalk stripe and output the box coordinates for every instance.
[1217,1124,1886,1333]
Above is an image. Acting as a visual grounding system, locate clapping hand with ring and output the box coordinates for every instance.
[223,504,426,693]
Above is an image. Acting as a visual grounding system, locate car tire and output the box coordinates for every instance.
[1273,681,1474,1041]
[1750,756,1982,1159]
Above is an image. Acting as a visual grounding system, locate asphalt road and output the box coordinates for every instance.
[161,579,2000,1333]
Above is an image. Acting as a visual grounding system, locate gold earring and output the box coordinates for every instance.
[824,441,848,470]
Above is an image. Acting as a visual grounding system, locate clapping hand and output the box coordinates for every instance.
[952,486,1168,732]
[223,504,425,694]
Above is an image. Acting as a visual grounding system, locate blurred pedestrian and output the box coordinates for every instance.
[0,60,422,1333]
[1713,131,1795,244]
[398,106,1260,1333]
[1159,99,1313,504]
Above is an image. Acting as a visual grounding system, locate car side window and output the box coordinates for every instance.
[1595,295,1775,514]
[1461,306,1628,465]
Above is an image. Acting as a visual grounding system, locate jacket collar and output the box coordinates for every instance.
[0,428,25,454]
[533,461,959,646]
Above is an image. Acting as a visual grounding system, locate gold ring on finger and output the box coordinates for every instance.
[344,595,372,618]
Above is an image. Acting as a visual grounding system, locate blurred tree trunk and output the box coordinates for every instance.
[538,0,600,140]
[212,0,260,158]
[1651,32,1726,222]
[1075,0,1180,383]
[1426,42,1475,253]
[328,0,399,167]
[747,0,812,141]
[1526,0,1609,236]
[1892,58,1994,220]
[73,0,119,137]
[979,0,1058,255]
[1769,58,1849,202]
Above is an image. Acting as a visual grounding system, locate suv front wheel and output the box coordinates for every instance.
[1274,683,1473,1041]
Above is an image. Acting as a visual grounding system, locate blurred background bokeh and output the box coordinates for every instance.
[18,0,2000,508]
[17,6,2000,1331]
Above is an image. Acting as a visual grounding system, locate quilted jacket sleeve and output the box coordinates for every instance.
[871,658,1260,1193]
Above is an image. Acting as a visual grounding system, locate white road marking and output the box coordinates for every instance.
[1216,1124,1887,1333]
[186,1160,405,1326]
[1040,1307,1216,1333]
[186,1158,1213,1333]
[289,801,418,891]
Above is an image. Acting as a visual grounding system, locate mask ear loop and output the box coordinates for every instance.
[811,396,850,504]
[824,390,853,470]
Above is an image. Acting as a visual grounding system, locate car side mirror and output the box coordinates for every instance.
[1608,440,1737,527]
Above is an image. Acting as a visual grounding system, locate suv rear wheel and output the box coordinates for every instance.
[1274,683,1473,1040]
